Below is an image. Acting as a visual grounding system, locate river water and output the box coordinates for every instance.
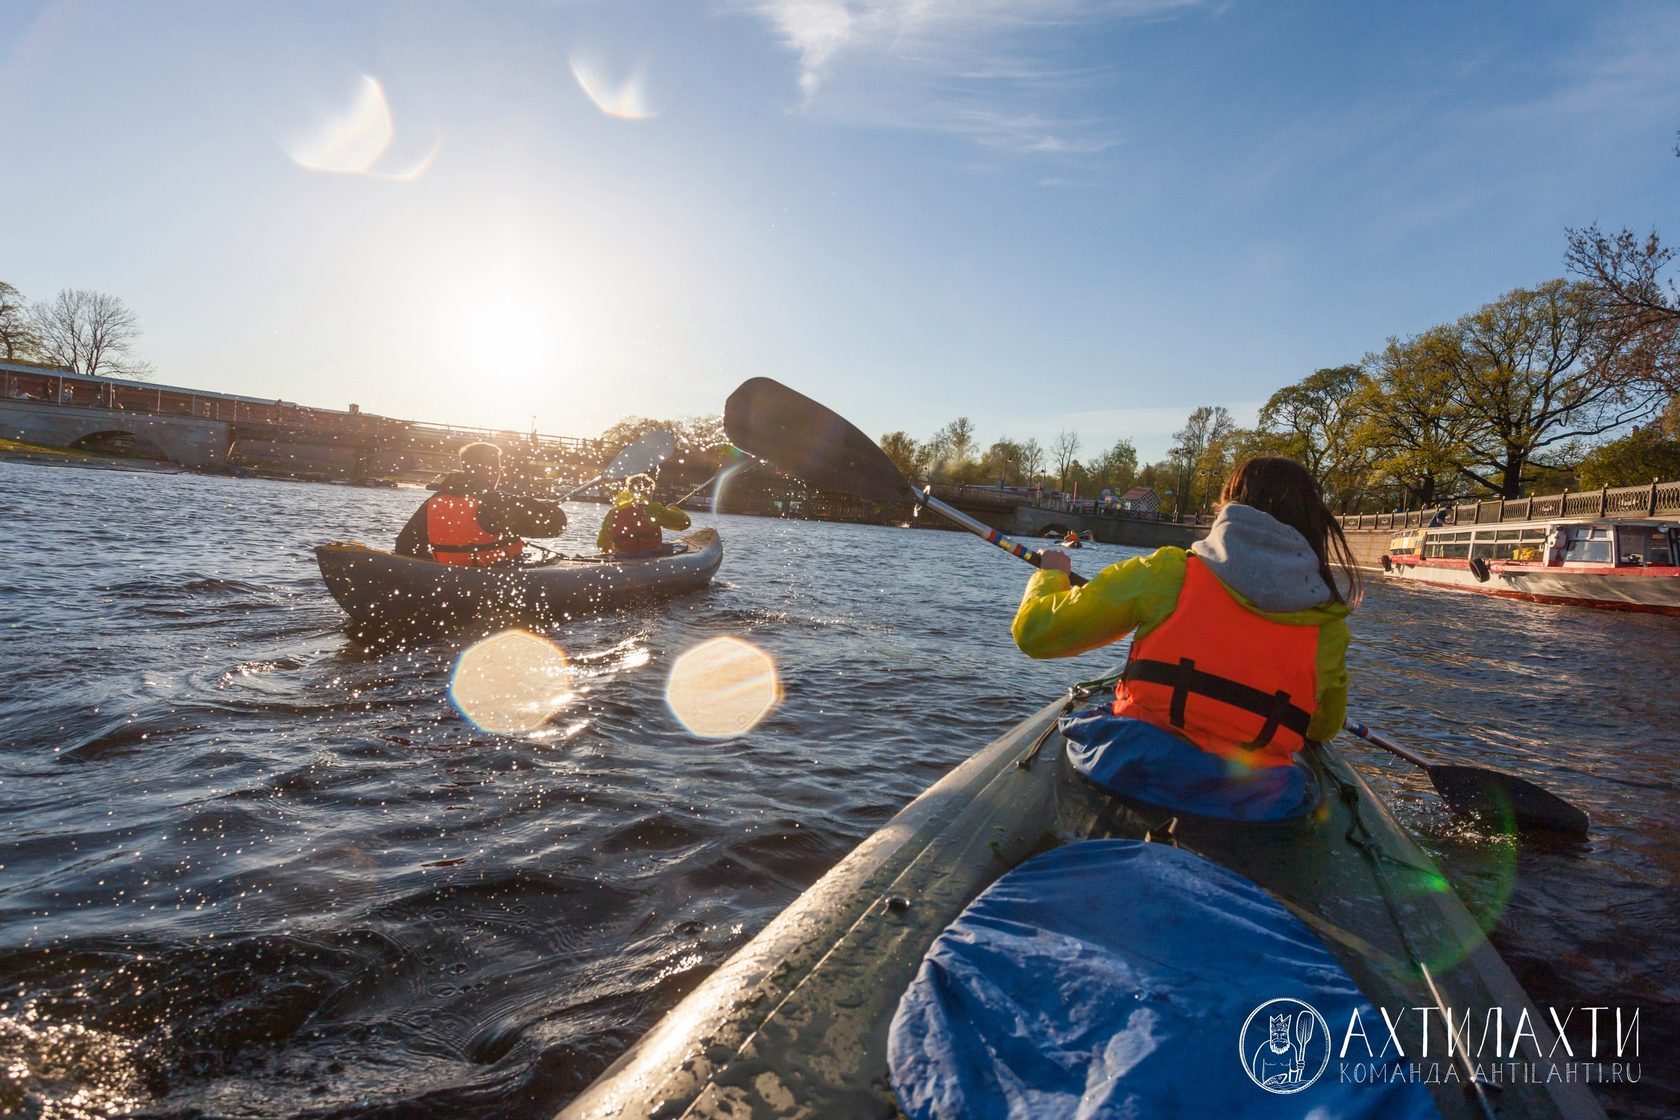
[1,463,1674,1119]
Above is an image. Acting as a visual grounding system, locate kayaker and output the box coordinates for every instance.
[1012,455,1359,820]
[597,473,691,557]
[395,442,567,566]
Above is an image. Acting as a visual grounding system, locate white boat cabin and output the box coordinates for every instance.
[1389,520,1679,570]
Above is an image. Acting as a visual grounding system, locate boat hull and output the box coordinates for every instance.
[1388,559,1680,616]
[314,528,723,631]
[559,691,1604,1120]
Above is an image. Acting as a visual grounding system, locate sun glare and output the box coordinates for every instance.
[460,301,557,384]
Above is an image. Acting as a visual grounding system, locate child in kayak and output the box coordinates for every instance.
[1012,456,1359,820]
[597,473,692,557]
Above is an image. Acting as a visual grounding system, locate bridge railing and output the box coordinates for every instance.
[1339,478,1680,532]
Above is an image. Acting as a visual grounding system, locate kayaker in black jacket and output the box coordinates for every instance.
[395,442,567,566]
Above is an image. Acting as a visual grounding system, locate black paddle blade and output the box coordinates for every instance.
[724,378,912,505]
[1428,764,1590,836]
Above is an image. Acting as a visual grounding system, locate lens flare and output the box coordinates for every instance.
[570,53,658,120]
[666,636,780,738]
[450,629,573,734]
[708,452,753,514]
[282,73,440,180]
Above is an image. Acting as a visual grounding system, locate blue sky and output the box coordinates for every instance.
[2,0,1677,462]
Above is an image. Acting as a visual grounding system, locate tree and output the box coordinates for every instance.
[1087,437,1138,496]
[979,437,1025,485]
[1018,437,1046,485]
[1565,135,1680,395]
[1356,331,1478,507]
[1577,425,1680,488]
[1434,279,1661,497]
[1051,429,1081,490]
[0,281,39,360]
[1258,365,1370,510]
[1567,225,1680,394]
[31,288,153,378]
[920,417,977,482]
[879,430,929,480]
[1171,406,1235,511]
[598,414,722,459]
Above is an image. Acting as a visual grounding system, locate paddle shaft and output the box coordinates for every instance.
[915,489,1088,587]
[560,473,606,500]
[1343,720,1431,768]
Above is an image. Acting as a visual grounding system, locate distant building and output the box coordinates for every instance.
[1116,486,1160,514]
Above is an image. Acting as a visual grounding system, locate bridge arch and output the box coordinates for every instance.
[68,429,170,460]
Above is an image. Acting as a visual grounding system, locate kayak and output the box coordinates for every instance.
[314,527,722,631]
[560,678,1605,1120]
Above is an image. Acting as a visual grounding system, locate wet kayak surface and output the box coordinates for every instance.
[1,462,1675,1118]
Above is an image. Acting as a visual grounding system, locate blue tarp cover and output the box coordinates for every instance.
[1060,707,1320,822]
[889,840,1439,1120]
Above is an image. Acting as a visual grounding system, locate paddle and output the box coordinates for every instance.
[1343,720,1589,836]
[561,428,677,500]
[724,378,1087,585]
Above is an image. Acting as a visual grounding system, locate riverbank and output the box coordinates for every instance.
[0,435,180,473]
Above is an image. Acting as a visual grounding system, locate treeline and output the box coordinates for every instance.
[878,422,1143,499]
[0,281,153,378]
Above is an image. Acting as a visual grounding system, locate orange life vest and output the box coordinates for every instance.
[1113,555,1319,767]
[426,494,523,567]
[603,502,661,555]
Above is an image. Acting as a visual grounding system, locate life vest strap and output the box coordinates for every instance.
[1123,657,1311,750]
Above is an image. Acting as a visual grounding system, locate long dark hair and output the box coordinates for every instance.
[1218,456,1361,606]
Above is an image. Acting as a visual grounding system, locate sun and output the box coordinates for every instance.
[460,301,556,384]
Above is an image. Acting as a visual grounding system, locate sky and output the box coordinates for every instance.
[2,0,1677,463]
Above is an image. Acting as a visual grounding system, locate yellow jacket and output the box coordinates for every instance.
[595,492,692,551]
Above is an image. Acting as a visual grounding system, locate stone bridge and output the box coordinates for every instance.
[0,398,227,469]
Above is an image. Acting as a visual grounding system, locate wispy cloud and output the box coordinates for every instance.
[742,0,1208,155]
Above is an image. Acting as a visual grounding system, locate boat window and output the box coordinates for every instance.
[1562,526,1613,564]
[1617,526,1677,567]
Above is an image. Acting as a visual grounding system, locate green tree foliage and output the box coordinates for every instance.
[978,437,1025,485]
[1576,397,1680,488]
[879,430,930,480]
[1434,279,1659,497]
[1357,330,1478,507]
[1170,406,1235,512]
[1257,365,1369,510]
[1577,425,1680,488]
[1085,437,1138,496]
[0,281,40,360]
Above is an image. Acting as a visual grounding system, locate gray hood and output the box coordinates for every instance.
[1189,503,1333,613]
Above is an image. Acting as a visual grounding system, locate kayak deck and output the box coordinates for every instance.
[559,686,1604,1120]
[315,528,722,632]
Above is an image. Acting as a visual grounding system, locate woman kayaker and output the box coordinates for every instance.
[597,473,692,557]
[1012,455,1359,820]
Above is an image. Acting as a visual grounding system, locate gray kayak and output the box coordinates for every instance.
[559,680,1605,1120]
[315,528,722,631]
